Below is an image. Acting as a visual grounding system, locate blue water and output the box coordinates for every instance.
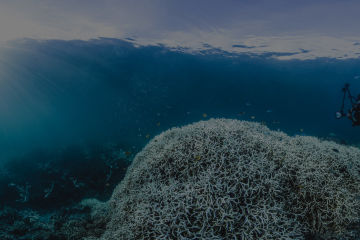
[0,38,360,210]
[1,38,359,158]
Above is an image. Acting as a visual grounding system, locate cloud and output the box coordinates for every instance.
[0,0,360,60]
[232,45,256,49]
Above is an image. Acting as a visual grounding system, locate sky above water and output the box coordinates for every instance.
[1,0,360,59]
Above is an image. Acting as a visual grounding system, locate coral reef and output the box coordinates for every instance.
[0,142,131,239]
[0,199,109,240]
[0,142,131,210]
[101,118,360,239]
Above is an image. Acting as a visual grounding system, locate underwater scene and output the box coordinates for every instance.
[1,1,360,240]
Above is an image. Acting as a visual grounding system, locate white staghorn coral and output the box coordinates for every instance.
[100,119,360,239]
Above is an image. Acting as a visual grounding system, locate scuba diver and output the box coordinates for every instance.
[336,83,360,126]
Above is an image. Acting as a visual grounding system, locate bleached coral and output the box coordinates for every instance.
[101,119,360,239]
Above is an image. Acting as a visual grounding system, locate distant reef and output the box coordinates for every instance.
[101,119,360,240]
[2,119,360,239]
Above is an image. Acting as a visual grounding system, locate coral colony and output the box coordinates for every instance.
[2,119,360,239]
[96,119,360,239]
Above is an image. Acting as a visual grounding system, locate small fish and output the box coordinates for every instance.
[299,128,304,132]
[237,112,246,116]
[245,102,252,107]
[202,113,208,118]
[156,122,161,126]
[250,116,256,120]
[145,134,150,139]
[125,151,132,156]
[266,109,272,113]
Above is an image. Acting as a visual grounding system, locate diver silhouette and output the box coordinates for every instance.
[336,83,360,126]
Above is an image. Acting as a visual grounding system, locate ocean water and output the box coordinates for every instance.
[1,38,360,238]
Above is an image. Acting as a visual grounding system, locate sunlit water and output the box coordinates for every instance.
[1,39,360,159]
